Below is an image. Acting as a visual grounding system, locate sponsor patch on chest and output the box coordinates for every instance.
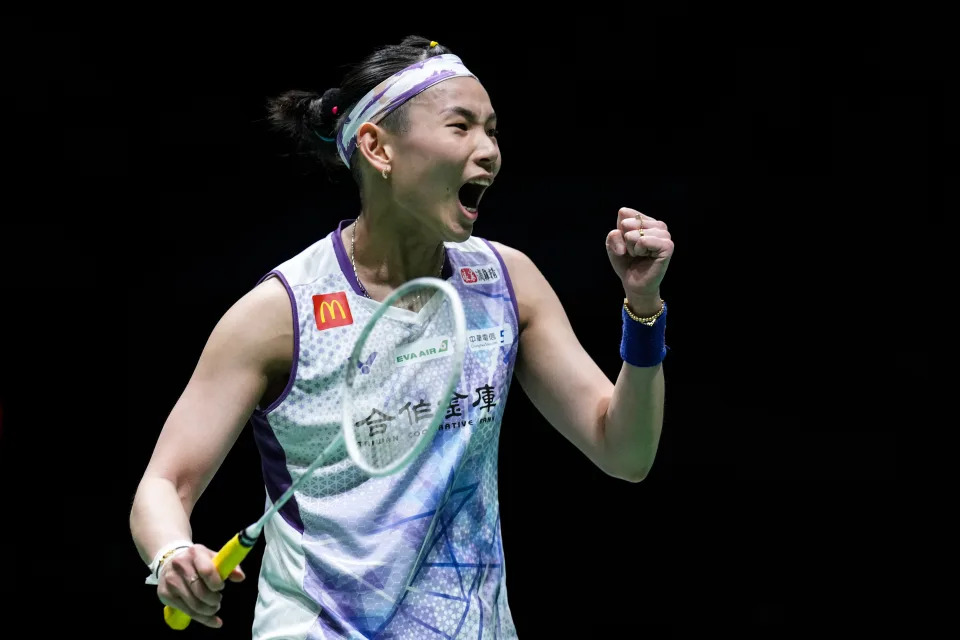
[312,292,353,330]
[459,264,501,285]
[467,325,513,351]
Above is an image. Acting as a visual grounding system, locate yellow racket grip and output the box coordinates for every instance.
[163,529,258,630]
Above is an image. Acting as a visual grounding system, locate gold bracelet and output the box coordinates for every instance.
[623,298,665,326]
[156,545,191,576]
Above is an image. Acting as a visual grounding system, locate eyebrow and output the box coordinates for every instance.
[440,106,497,124]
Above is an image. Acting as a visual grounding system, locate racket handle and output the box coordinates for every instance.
[163,530,258,630]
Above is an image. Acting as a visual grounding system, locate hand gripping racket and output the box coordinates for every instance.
[163,277,467,629]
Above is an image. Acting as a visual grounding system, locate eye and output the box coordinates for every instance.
[488,128,499,138]
[449,123,468,131]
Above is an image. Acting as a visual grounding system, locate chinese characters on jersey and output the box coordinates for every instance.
[354,383,499,441]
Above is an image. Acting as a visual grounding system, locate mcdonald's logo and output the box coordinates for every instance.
[312,292,353,330]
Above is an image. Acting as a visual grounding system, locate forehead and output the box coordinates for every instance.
[409,77,495,118]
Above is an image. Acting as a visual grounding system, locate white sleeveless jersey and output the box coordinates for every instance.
[247,220,521,639]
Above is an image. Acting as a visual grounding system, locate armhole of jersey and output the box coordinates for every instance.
[254,269,300,415]
[480,238,521,329]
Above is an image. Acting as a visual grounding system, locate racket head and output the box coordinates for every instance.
[342,277,467,477]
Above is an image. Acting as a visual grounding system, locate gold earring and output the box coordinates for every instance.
[382,168,389,180]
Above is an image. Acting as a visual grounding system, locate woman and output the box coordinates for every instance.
[130,34,673,639]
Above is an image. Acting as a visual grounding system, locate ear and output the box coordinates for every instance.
[355,123,392,174]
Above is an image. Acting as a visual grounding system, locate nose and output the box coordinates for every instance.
[474,133,499,173]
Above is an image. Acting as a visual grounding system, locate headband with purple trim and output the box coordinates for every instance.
[336,54,477,167]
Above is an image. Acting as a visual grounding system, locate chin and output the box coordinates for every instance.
[447,225,473,243]
[443,212,475,242]
[452,220,474,242]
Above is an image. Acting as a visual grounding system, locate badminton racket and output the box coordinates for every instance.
[163,276,467,629]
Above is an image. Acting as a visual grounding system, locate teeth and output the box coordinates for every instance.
[466,178,492,187]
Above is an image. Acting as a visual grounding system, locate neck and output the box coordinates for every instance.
[349,210,445,292]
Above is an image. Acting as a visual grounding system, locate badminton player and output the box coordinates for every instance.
[129,34,673,639]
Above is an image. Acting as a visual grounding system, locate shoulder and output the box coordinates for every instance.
[487,240,520,263]
[205,276,294,375]
[226,276,291,326]
[488,240,535,277]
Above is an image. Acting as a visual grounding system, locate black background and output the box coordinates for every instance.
[0,7,937,638]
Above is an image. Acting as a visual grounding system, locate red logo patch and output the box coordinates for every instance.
[460,267,478,284]
[313,292,353,330]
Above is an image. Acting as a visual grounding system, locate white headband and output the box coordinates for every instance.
[336,54,477,167]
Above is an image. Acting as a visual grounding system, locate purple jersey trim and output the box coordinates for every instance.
[249,411,303,532]
[254,270,300,414]
[332,219,365,297]
[333,218,451,293]
[480,239,520,328]
[249,269,303,532]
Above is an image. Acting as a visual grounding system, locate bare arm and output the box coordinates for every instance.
[129,276,294,564]
[494,242,664,482]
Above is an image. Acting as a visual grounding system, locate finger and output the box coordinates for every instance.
[617,207,643,225]
[228,565,246,583]
[158,593,223,629]
[190,613,225,629]
[184,570,224,612]
[620,216,667,234]
[164,554,223,614]
[159,571,223,622]
[619,211,667,235]
[193,547,227,593]
[185,610,224,629]
[623,232,675,259]
[617,207,661,227]
[605,229,627,256]
[618,208,667,234]
[623,227,670,244]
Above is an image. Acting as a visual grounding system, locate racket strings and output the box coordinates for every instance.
[345,288,461,473]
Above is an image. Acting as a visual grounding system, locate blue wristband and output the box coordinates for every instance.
[620,301,668,367]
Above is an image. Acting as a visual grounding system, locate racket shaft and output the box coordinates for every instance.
[163,532,256,630]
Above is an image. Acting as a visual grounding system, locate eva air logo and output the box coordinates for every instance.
[394,336,452,366]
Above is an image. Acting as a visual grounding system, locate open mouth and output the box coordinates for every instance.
[457,181,489,213]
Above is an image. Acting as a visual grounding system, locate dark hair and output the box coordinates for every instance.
[266,35,456,186]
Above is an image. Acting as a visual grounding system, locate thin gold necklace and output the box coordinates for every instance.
[351,218,444,301]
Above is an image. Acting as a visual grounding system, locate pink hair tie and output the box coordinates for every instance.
[332,106,339,115]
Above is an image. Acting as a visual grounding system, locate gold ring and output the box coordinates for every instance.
[188,575,201,584]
